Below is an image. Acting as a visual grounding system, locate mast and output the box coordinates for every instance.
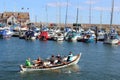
[100,9,103,29]
[45,5,48,26]
[56,0,61,28]
[35,15,37,23]
[89,0,92,26]
[76,9,79,25]
[110,0,114,29]
[65,0,69,27]
[58,0,61,27]
[76,0,79,32]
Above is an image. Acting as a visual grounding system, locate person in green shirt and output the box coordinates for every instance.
[25,58,31,67]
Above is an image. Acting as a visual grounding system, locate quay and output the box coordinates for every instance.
[34,22,120,35]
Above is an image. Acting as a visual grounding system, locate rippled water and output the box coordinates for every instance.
[0,37,120,80]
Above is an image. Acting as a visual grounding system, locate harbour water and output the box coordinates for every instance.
[0,37,120,80]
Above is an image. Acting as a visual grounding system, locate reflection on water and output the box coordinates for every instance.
[63,64,80,73]
[48,64,80,74]
[19,64,80,80]
[20,64,80,75]
[19,65,80,80]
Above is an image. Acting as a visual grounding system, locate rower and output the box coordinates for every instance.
[35,57,43,66]
[25,58,31,67]
[50,55,56,65]
[56,54,62,64]
[67,52,73,62]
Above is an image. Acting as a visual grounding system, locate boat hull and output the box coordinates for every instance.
[83,38,94,43]
[104,39,119,44]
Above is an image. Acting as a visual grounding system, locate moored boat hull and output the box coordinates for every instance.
[104,39,119,44]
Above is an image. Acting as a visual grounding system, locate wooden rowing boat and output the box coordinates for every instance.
[20,53,81,72]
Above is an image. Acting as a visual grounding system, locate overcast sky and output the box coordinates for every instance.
[0,0,120,24]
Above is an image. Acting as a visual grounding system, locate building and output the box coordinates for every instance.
[0,13,3,22]
[0,12,30,26]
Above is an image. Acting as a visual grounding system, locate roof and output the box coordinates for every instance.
[2,12,29,20]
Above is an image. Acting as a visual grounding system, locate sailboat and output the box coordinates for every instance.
[104,0,120,44]
[97,10,106,41]
[53,0,64,41]
[81,0,95,43]
[65,0,83,42]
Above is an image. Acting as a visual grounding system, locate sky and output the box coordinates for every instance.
[0,0,120,25]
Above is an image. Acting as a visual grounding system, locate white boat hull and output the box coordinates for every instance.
[31,37,36,40]
[104,39,119,44]
[56,37,64,41]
